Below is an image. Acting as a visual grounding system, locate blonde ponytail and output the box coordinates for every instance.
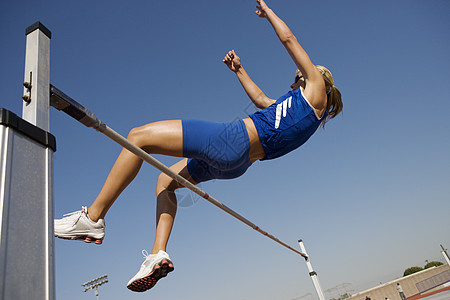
[315,65,343,126]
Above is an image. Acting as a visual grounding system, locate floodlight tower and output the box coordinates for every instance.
[82,275,108,300]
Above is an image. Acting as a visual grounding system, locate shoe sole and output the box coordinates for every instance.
[84,236,103,244]
[127,259,174,292]
[56,234,103,244]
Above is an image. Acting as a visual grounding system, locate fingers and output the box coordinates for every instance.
[222,52,233,68]
[222,50,235,63]
[222,50,241,72]
[257,0,267,7]
[255,0,268,17]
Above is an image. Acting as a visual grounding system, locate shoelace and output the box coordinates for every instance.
[61,206,88,225]
[141,250,161,267]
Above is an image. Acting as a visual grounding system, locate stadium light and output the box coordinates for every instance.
[82,274,108,300]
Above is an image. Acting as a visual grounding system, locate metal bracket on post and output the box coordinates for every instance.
[22,72,32,103]
[298,240,326,300]
[50,85,106,132]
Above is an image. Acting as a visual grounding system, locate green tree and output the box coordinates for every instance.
[404,266,424,276]
[424,261,443,269]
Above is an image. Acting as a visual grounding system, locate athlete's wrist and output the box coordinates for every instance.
[234,65,244,74]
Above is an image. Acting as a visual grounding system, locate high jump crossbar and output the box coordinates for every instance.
[49,85,308,259]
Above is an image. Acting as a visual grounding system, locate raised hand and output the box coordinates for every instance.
[255,0,270,18]
[222,50,241,73]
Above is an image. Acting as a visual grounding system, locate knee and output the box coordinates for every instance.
[127,125,153,147]
[127,127,141,145]
[156,172,181,194]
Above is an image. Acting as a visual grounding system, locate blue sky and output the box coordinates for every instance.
[1,0,449,299]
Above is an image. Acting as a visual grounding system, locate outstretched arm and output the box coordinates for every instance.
[223,50,275,109]
[255,0,324,92]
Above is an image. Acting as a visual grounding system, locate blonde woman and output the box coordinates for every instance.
[55,0,343,293]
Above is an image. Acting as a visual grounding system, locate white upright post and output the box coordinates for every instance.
[298,240,326,300]
[441,245,450,265]
[0,22,55,300]
[22,21,51,131]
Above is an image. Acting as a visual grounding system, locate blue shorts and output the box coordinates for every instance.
[182,119,252,183]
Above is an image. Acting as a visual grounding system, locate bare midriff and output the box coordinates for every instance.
[243,118,266,163]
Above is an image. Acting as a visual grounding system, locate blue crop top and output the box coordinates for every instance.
[249,88,326,160]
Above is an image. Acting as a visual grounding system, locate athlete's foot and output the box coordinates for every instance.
[127,250,174,292]
[54,206,105,244]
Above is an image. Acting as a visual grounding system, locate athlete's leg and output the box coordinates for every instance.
[88,120,184,222]
[151,158,196,254]
[125,159,193,292]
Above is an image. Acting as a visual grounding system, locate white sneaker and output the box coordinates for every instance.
[54,206,105,244]
[127,250,174,292]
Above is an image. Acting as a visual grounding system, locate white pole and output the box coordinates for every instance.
[22,22,51,131]
[441,245,450,265]
[298,240,326,300]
